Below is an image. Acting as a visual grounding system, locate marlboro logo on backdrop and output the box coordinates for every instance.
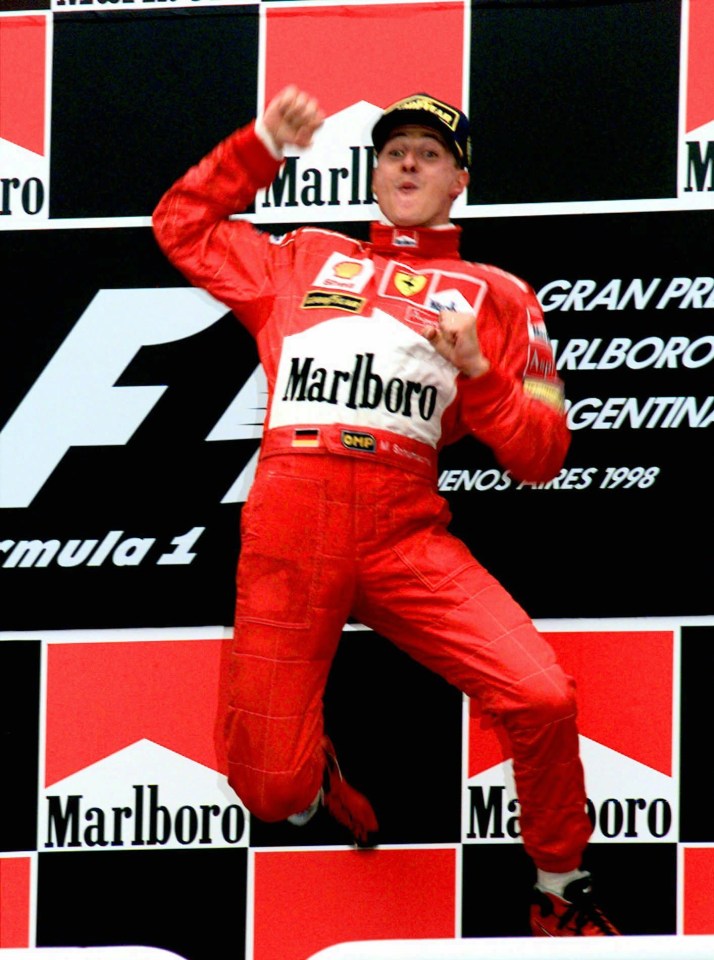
[464,630,676,845]
[41,636,248,852]
[0,14,48,222]
[686,0,714,134]
[0,14,45,156]
[259,1,468,223]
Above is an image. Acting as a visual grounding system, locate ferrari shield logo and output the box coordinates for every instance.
[394,272,428,297]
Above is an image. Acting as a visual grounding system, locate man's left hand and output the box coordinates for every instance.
[424,310,490,378]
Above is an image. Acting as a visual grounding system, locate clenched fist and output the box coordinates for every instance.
[262,85,326,151]
[424,310,490,378]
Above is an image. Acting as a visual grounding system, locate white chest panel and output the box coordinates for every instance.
[268,309,458,448]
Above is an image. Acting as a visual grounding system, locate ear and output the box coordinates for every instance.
[371,164,381,199]
[449,168,470,200]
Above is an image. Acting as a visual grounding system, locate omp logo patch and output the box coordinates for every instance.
[340,429,376,452]
[301,291,365,312]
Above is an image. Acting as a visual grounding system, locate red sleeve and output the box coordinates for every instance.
[450,281,570,483]
[151,121,283,336]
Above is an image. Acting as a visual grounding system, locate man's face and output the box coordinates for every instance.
[372,124,469,228]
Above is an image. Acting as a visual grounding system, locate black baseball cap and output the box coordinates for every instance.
[371,93,472,169]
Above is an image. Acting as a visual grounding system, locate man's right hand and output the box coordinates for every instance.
[262,85,325,151]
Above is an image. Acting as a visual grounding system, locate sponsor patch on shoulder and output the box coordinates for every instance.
[523,377,565,412]
[527,309,551,344]
[301,291,365,312]
[340,430,376,453]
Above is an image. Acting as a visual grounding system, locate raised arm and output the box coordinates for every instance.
[151,86,324,335]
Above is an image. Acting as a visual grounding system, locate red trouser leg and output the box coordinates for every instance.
[224,461,354,822]
[225,451,591,869]
[353,471,593,872]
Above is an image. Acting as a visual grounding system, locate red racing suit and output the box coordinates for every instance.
[153,121,592,871]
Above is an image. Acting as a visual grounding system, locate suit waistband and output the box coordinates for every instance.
[260,425,438,479]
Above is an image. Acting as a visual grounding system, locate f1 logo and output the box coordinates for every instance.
[0,288,265,508]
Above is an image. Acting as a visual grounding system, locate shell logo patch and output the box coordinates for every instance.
[334,261,363,280]
[311,253,374,293]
